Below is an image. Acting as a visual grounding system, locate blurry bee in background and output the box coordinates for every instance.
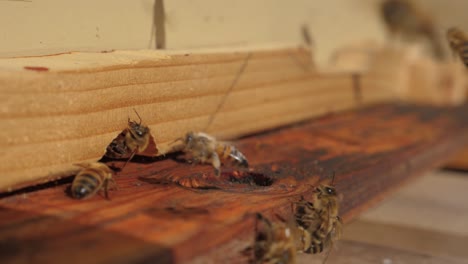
[380,0,444,59]
[71,162,116,200]
[294,173,343,262]
[104,109,155,168]
[249,213,297,264]
[446,27,468,67]
[169,132,249,176]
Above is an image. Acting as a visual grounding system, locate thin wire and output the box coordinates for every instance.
[203,52,252,131]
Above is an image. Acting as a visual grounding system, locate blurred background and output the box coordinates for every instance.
[0,0,467,65]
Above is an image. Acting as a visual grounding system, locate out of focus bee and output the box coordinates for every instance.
[294,174,343,262]
[250,213,296,264]
[446,27,468,67]
[104,109,155,167]
[71,162,116,200]
[169,132,248,176]
[380,0,444,59]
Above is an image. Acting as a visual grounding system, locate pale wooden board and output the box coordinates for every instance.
[343,170,468,262]
[356,170,468,236]
[0,46,397,192]
[297,240,467,264]
[328,42,467,107]
[344,220,468,260]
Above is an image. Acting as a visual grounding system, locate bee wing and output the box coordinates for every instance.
[332,217,343,240]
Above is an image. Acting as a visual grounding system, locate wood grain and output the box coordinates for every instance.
[0,46,398,192]
[1,103,468,264]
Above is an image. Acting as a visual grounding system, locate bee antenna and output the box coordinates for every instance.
[203,52,251,132]
[133,108,143,125]
[331,171,336,185]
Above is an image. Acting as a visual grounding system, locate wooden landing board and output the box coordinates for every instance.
[0,46,399,193]
[1,103,468,263]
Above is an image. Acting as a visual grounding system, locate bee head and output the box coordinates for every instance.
[316,184,337,197]
[185,131,195,144]
[128,120,149,138]
[127,108,149,138]
[381,0,411,23]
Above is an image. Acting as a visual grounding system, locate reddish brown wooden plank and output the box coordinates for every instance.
[1,103,468,263]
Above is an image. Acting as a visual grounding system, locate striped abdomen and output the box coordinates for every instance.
[216,143,249,168]
[304,218,329,254]
[302,215,342,254]
[453,42,468,67]
[71,164,110,199]
[447,27,468,67]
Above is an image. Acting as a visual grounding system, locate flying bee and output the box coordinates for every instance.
[104,109,155,168]
[380,0,444,59]
[249,213,296,264]
[446,27,468,67]
[169,131,248,176]
[71,162,116,200]
[294,173,343,262]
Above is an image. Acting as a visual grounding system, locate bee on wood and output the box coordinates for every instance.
[446,27,468,67]
[163,54,251,179]
[104,109,154,168]
[294,173,343,262]
[380,0,444,59]
[250,213,297,264]
[71,162,116,200]
[169,132,248,176]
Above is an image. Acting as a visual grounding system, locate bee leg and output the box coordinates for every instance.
[103,179,111,200]
[109,177,119,191]
[121,147,139,171]
[211,152,221,176]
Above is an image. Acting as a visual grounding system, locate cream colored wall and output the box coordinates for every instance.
[0,0,466,64]
[0,0,385,65]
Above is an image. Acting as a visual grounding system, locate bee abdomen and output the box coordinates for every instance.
[304,241,324,254]
[71,173,102,199]
[105,131,131,159]
[217,144,249,168]
[459,44,468,67]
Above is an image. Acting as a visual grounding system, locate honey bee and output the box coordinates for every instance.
[104,109,155,168]
[446,27,468,67]
[161,54,251,180]
[250,213,296,264]
[294,173,342,262]
[380,0,444,58]
[71,162,116,200]
[169,132,249,176]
